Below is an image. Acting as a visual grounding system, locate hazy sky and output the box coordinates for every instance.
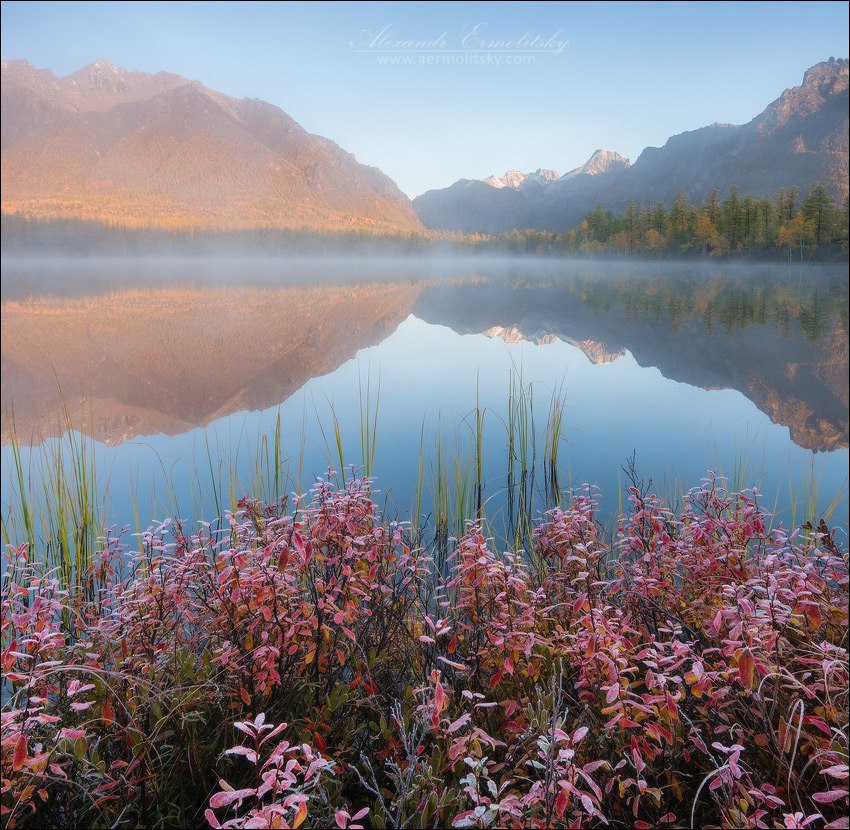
[2,1,847,197]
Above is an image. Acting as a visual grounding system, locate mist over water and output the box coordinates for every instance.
[2,256,847,540]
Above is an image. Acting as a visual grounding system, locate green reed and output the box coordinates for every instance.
[788,453,847,528]
[2,406,106,597]
[3,372,847,592]
[543,382,567,509]
[359,369,380,480]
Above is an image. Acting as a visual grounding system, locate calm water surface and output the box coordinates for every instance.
[2,257,847,540]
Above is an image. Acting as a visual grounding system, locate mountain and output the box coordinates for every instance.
[560,149,630,180]
[413,150,630,234]
[0,59,422,232]
[532,150,632,231]
[598,58,849,214]
[483,168,560,190]
[413,59,848,234]
[412,178,535,235]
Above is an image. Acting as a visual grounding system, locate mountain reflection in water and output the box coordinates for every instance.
[2,261,847,453]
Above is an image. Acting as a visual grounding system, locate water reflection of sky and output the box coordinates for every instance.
[10,313,840,544]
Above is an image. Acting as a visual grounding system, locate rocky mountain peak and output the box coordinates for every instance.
[526,168,560,185]
[90,58,118,73]
[483,169,528,189]
[68,58,127,91]
[562,149,630,180]
[755,58,848,134]
[482,168,561,190]
[802,57,849,91]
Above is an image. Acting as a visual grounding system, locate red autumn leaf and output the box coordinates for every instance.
[434,681,447,713]
[224,745,258,763]
[555,788,568,818]
[498,700,518,719]
[806,602,822,628]
[573,726,589,743]
[12,734,27,771]
[2,640,17,672]
[805,716,833,736]
[738,648,755,689]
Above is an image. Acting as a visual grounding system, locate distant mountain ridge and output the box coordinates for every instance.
[1,59,422,231]
[483,168,561,190]
[412,149,632,234]
[413,59,849,234]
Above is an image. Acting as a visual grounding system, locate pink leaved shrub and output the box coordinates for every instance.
[1,473,847,829]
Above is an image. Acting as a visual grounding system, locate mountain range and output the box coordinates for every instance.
[0,59,421,231]
[1,57,847,235]
[413,59,849,234]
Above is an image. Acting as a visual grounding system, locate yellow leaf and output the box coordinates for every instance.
[293,801,308,829]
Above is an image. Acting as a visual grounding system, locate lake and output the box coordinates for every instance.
[1,257,848,544]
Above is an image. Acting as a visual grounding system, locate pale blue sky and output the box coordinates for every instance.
[2,1,847,197]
